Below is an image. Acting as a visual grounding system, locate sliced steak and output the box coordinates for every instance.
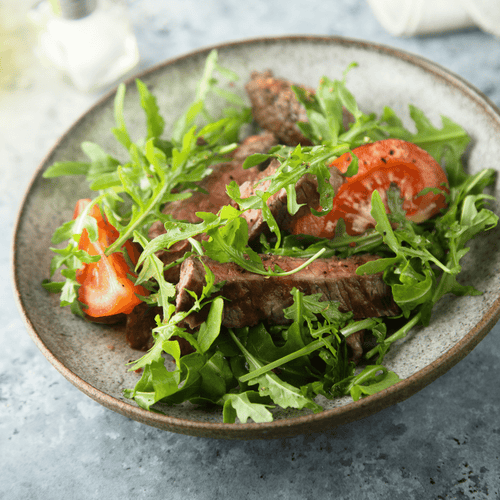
[346,330,365,364]
[147,134,280,282]
[235,158,346,241]
[175,254,400,330]
[230,131,278,163]
[245,71,355,147]
[245,70,313,147]
[149,161,255,233]
[125,302,158,351]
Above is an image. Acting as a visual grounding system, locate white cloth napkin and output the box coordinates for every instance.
[368,0,500,38]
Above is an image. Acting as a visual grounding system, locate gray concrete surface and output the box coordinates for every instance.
[2,0,500,498]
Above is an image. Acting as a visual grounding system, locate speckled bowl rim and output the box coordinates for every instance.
[12,35,500,440]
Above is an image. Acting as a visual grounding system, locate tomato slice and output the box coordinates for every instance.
[74,199,148,318]
[291,139,449,238]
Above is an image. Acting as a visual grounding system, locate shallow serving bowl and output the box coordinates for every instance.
[12,36,500,439]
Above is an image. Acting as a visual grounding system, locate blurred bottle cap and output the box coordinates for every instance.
[49,0,98,20]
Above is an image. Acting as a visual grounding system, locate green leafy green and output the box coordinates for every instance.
[222,391,274,423]
[343,365,401,401]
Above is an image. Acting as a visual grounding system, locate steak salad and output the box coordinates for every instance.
[42,51,498,423]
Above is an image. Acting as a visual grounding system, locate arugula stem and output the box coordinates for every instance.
[212,230,327,276]
[104,179,173,256]
[237,319,379,384]
[340,318,379,338]
[263,145,349,196]
[402,247,452,274]
[327,230,383,250]
[237,334,334,383]
[345,365,388,392]
[275,248,327,275]
[460,168,493,199]
[308,146,350,167]
[365,312,421,360]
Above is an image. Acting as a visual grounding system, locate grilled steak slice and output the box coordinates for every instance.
[245,70,313,147]
[147,134,279,282]
[235,158,346,241]
[125,302,157,351]
[245,71,355,147]
[346,330,365,364]
[230,131,278,163]
[175,254,400,330]
[149,161,257,236]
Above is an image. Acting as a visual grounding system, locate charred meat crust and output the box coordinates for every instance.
[175,254,400,330]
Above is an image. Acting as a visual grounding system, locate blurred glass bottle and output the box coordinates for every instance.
[30,0,139,92]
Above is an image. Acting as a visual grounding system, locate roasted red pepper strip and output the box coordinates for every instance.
[74,199,148,318]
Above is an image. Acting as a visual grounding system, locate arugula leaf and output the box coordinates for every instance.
[136,79,165,140]
[293,69,360,146]
[197,296,225,354]
[159,352,205,405]
[203,215,263,268]
[43,161,90,178]
[132,232,176,320]
[222,391,274,423]
[345,365,401,401]
[198,350,236,402]
[229,328,323,414]
[172,49,251,144]
[125,340,182,411]
[112,82,133,150]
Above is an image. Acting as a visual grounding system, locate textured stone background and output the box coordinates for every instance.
[1,1,500,498]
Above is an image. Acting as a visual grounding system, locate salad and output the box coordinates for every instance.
[42,50,498,423]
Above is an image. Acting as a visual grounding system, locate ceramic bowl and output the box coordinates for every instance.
[12,36,500,439]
